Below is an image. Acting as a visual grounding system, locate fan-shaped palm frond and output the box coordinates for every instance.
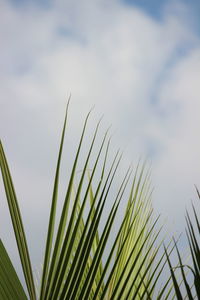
[0,103,168,299]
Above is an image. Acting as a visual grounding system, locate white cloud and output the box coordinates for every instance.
[0,0,200,274]
[151,46,200,221]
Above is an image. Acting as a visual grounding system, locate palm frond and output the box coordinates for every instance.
[0,104,171,300]
[165,188,200,299]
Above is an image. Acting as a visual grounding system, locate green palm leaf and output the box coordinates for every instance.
[165,188,200,299]
[40,98,70,300]
[0,239,27,300]
[0,103,170,299]
[0,142,36,300]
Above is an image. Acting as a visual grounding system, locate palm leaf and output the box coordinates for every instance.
[0,239,27,300]
[165,188,200,299]
[0,141,36,300]
[43,109,93,300]
[164,245,183,300]
[0,104,169,299]
[40,98,70,300]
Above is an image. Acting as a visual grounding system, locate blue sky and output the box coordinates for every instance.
[9,0,200,29]
[11,0,200,29]
[124,0,199,18]
[0,0,200,286]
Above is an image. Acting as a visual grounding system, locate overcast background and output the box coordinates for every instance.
[0,0,200,286]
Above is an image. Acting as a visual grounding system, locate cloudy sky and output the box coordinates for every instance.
[0,0,200,282]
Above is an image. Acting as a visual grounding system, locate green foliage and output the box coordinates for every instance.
[0,239,27,300]
[0,102,199,299]
[0,140,36,300]
[165,188,200,299]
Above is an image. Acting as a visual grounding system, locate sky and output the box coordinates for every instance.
[0,0,200,285]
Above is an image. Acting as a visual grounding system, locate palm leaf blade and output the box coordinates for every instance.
[40,99,70,299]
[0,141,36,300]
[0,239,28,300]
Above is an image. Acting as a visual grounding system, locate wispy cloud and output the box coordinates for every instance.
[0,0,200,275]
